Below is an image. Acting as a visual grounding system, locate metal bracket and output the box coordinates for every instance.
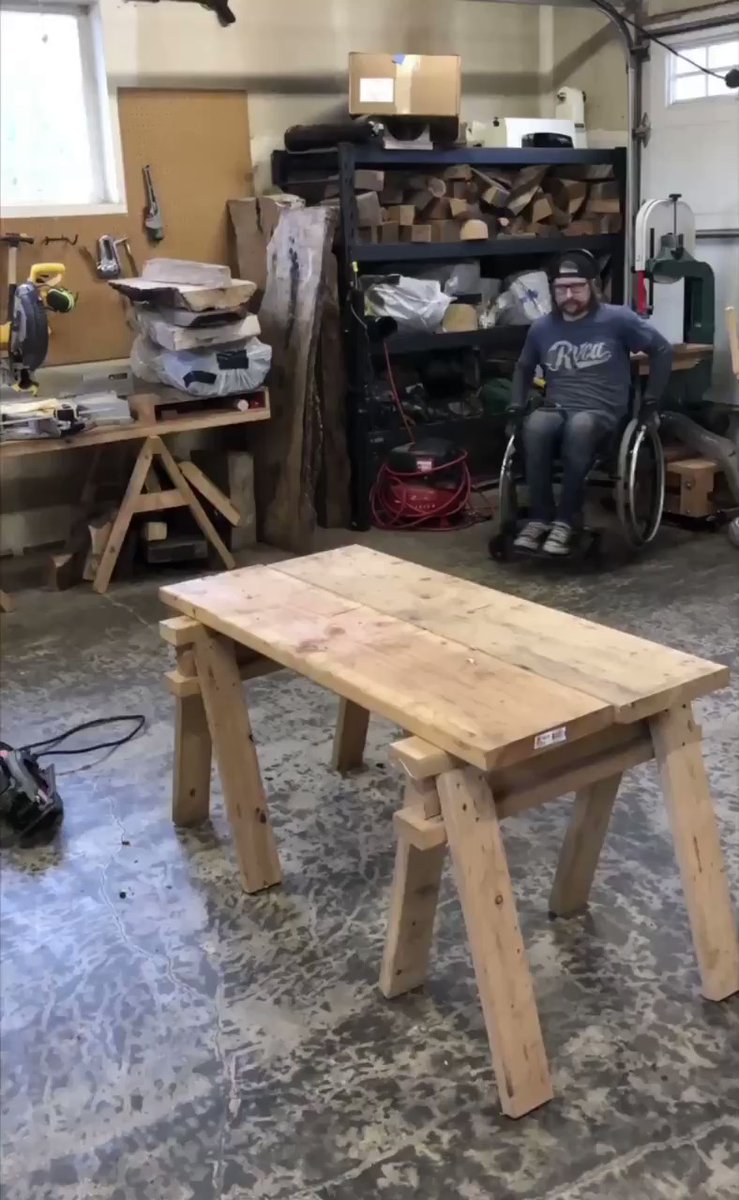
[633,112,651,147]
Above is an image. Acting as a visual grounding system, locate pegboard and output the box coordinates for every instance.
[0,89,253,365]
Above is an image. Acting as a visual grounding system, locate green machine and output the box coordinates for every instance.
[634,193,715,411]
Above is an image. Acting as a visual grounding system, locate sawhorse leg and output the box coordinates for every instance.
[549,774,622,917]
[331,698,370,773]
[651,702,739,1002]
[380,777,445,998]
[192,626,281,893]
[438,766,553,1118]
[381,741,553,1119]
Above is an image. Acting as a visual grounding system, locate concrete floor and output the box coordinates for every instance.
[1,523,737,1200]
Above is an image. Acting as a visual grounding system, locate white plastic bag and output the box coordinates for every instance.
[131,335,271,397]
[491,270,552,326]
[364,276,451,332]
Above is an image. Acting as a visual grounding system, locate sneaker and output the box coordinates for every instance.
[542,521,574,556]
[513,520,550,551]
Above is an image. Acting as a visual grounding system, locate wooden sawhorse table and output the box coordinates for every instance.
[0,391,269,592]
[159,545,738,1119]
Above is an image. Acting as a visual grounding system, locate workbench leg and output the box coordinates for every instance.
[650,703,739,1002]
[92,439,156,594]
[331,698,370,773]
[438,766,553,1119]
[548,774,622,917]
[172,690,212,827]
[193,626,281,893]
[380,778,445,998]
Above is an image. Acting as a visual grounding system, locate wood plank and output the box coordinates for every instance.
[391,727,652,847]
[650,703,739,1002]
[133,490,188,513]
[160,615,201,647]
[492,723,652,818]
[92,438,155,594]
[179,460,242,525]
[331,698,370,774]
[193,627,281,894]
[548,775,622,917]
[165,655,283,698]
[172,692,212,826]
[0,398,270,459]
[277,547,728,719]
[390,737,457,780]
[379,838,446,997]
[393,807,447,850]
[380,776,445,998]
[437,767,553,1118]
[160,566,614,771]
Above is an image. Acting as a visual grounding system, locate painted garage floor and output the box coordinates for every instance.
[1,524,737,1200]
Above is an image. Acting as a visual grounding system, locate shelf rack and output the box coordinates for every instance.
[272,143,628,529]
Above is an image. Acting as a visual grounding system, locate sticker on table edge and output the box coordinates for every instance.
[534,726,568,750]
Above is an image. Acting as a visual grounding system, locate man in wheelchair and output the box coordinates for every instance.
[508,250,673,556]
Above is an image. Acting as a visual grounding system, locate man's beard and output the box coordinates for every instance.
[555,291,597,319]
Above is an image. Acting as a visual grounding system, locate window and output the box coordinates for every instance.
[0,2,123,214]
[667,36,739,104]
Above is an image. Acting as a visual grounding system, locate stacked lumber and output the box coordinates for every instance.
[345,163,622,245]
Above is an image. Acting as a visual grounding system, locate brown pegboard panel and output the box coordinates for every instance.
[0,88,253,365]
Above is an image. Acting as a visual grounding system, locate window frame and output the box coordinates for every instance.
[0,0,127,217]
[665,32,739,106]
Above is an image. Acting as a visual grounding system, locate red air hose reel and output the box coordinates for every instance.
[370,439,475,530]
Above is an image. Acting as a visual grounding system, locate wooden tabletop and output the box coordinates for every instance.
[160,546,728,770]
[634,342,712,375]
[0,394,270,459]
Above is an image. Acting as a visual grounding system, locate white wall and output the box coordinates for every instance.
[99,0,543,188]
[551,4,628,145]
[642,30,739,399]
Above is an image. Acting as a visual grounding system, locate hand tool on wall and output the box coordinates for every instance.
[143,165,164,242]
[95,235,122,279]
[115,237,139,276]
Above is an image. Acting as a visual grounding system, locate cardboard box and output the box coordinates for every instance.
[349,53,461,117]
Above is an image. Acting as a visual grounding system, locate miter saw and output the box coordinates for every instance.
[1,232,76,393]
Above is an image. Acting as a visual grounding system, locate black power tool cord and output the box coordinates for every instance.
[17,715,146,759]
[589,0,738,85]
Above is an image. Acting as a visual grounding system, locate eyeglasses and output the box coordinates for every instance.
[553,281,590,296]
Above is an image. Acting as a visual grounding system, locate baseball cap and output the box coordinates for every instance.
[550,249,599,284]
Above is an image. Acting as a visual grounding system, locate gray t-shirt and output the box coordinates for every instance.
[513,303,673,426]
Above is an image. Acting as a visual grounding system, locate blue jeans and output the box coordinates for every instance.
[523,408,614,526]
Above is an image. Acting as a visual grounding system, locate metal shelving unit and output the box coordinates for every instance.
[272,143,628,529]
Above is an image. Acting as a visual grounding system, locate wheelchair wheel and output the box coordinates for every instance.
[489,434,518,559]
[615,419,665,548]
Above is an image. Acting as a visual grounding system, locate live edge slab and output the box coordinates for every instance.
[159,545,738,1120]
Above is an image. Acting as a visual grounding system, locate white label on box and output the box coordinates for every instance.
[534,726,567,750]
[359,77,395,104]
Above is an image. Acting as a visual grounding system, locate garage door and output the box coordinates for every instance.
[641,26,739,399]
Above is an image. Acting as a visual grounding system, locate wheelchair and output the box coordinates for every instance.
[489,401,666,562]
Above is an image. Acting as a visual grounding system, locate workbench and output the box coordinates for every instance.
[159,545,738,1119]
[0,392,270,592]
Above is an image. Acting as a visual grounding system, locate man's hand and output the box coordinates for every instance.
[641,396,660,428]
[505,407,525,439]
